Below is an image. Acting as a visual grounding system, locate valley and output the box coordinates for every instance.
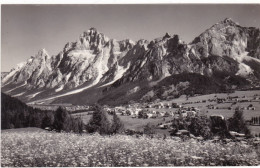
[53,90,260,136]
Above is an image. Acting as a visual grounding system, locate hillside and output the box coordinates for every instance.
[1,93,53,129]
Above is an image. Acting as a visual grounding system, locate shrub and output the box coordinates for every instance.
[138,110,148,119]
[143,123,155,135]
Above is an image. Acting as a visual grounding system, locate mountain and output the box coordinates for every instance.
[2,18,260,105]
[1,72,9,80]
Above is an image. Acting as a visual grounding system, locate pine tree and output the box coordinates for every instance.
[41,113,54,129]
[228,107,250,135]
[111,113,124,134]
[143,123,155,135]
[87,104,111,135]
[53,107,70,132]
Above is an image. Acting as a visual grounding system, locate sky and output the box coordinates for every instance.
[1,4,260,72]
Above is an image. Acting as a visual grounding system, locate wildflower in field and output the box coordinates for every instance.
[1,131,260,167]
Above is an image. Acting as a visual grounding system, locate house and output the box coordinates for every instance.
[159,111,166,116]
[181,112,188,118]
[217,98,226,103]
[247,107,256,110]
[131,114,137,118]
[151,114,157,118]
[146,104,152,108]
[175,130,190,136]
[229,131,245,137]
[187,111,196,117]
[208,105,217,109]
[158,123,172,129]
[172,103,180,108]
[163,112,170,117]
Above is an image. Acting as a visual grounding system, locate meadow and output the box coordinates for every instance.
[1,128,260,167]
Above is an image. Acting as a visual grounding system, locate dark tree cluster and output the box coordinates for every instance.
[170,107,251,139]
[86,104,124,135]
[170,115,213,139]
[227,107,251,136]
[251,116,260,125]
[1,93,84,133]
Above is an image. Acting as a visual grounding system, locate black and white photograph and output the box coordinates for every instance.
[1,2,260,167]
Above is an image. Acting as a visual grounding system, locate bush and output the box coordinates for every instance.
[143,123,155,135]
[138,110,148,119]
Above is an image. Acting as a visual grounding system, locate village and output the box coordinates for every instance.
[31,90,260,137]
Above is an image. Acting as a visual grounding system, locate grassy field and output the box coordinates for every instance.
[1,128,259,167]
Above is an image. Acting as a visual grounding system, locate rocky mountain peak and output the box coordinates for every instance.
[34,48,50,60]
[2,19,260,105]
[223,18,237,24]
[163,32,171,39]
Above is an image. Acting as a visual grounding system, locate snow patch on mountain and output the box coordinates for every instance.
[236,63,253,76]
[114,51,122,55]
[28,68,105,104]
[27,91,43,99]
[231,52,255,76]
[99,63,131,87]
[2,68,20,84]
[5,82,27,93]
[65,72,72,81]
[13,92,26,97]
[67,50,95,58]
[55,85,64,92]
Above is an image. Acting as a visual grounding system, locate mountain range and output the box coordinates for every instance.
[2,18,260,106]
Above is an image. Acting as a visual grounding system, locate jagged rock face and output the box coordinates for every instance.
[110,18,260,90]
[2,49,53,88]
[1,72,8,80]
[2,28,135,92]
[2,18,260,104]
[245,27,260,59]
[191,18,247,58]
[191,18,260,59]
[113,34,205,86]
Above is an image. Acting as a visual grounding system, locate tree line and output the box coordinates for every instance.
[1,93,124,135]
[251,116,260,125]
[169,107,251,139]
